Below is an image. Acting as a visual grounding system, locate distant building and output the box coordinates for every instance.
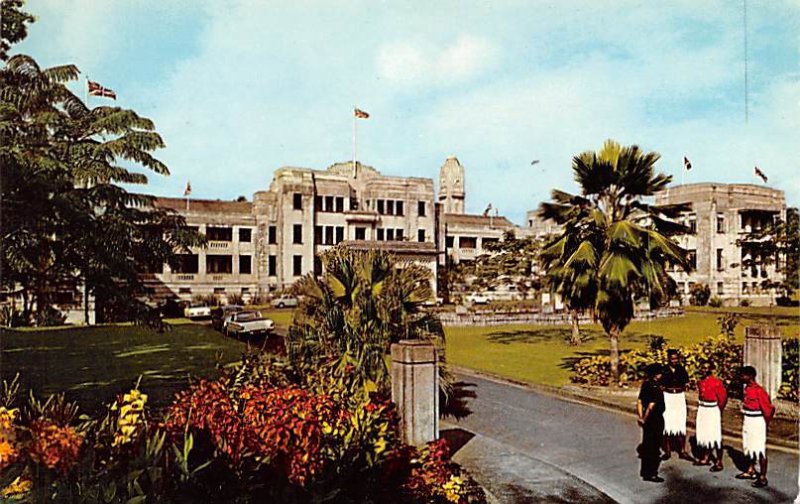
[150,161,437,301]
[654,183,786,306]
[525,210,562,238]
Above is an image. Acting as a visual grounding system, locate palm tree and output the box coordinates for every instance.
[538,140,690,383]
[288,246,444,388]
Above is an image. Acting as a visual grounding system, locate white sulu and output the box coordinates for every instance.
[695,402,722,449]
[742,415,767,459]
[663,392,687,435]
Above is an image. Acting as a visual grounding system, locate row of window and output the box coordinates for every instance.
[173,254,251,274]
[314,195,346,213]
[199,226,252,243]
[315,226,345,245]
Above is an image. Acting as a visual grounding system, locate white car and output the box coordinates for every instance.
[184,304,212,319]
[270,295,299,309]
[465,293,490,305]
[226,311,275,338]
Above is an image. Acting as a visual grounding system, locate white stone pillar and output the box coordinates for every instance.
[744,325,782,399]
[391,340,439,446]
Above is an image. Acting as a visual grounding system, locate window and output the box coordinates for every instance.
[314,256,323,276]
[716,215,725,234]
[206,255,233,274]
[687,250,697,270]
[445,236,454,248]
[214,287,225,294]
[396,201,404,216]
[716,249,724,271]
[293,193,303,210]
[293,255,302,276]
[268,225,277,244]
[483,238,499,248]
[315,195,322,209]
[314,226,323,245]
[325,226,334,245]
[325,196,334,212]
[355,227,366,240]
[241,287,250,293]
[239,255,252,274]
[386,228,395,241]
[687,216,696,234]
[395,228,403,241]
[268,255,277,276]
[377,200,385,215]
[377,228,385,241]
[418,229,426,242]
[387,200,395,215]
[335,197,344,213]
[418,201,426,217]
[335,226,344,243]
[239,228,252,242]
[717,282,724,295]
[174,254,199,274]
[293,224,303,244]
[179,287,192,294]
[207,226,232,241]
[460,236,477,249]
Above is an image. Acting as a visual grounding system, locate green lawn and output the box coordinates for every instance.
[0,322,247,415]
[445,311,800,388]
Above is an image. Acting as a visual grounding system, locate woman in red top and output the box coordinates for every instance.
[693,360,727,471]
[736,366,775,488]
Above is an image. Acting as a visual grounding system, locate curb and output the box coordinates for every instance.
[448,365,800,455]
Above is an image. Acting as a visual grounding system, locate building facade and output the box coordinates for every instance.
[654,183,786,306]
[150,161,437,301]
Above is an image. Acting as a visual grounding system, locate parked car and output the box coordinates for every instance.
[465,293,490,305]
[211,304,244,331]
[184,304,212,319]
[226,311,274,338]
[270,294,299,309]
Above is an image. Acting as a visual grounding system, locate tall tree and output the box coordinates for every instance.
[1,5,201,326]
[539,140,690,382]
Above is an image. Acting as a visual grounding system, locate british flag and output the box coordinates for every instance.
[88,80,117,100]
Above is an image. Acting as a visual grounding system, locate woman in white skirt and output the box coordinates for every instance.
[736,366,775,489]
[694,360,727,471]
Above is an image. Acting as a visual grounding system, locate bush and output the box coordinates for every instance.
[689,283,711,306]
[776,296,799,307]
[780,338,799,402]
[739,299,751,307]
[708,296,723,308]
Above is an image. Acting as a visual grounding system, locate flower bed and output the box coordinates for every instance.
[0,354,486,503]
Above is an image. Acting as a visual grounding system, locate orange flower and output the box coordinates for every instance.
[28,420,83,473]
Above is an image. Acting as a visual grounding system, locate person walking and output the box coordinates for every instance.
[637,363,665,483]
[694,359,727,471]
[661,349,693,461]
[736,366,775,488]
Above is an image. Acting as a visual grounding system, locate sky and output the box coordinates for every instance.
[15,0,800,223]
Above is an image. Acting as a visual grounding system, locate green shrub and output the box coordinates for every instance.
[708,296,723,308]
[739,299,751,307]
[780,338,799,402]
[689,283,711,306]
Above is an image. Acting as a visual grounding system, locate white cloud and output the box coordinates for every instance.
[376,35,496,87]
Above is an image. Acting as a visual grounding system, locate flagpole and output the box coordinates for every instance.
[85,75,89,108]
[352,106,357,178]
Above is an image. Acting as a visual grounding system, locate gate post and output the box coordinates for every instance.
[744,325,782,399]
[391,340,439,446]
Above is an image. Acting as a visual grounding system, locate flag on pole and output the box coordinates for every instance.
[683,156,692,171]
[754,166,768,183]
[88,80,117,100]
[483,203,493,217]
[354,107,369,119]
[184,180,192,197]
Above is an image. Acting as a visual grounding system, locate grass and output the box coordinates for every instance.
[0,322,247,415]
[445,311,800,388]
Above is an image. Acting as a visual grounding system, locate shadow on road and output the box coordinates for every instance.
[442,380,477,420]
[440,427,475,456]
[656,463,793,504]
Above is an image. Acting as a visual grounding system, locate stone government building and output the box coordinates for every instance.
[145,158,787,307]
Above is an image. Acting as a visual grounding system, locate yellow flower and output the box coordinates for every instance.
[1,476,32,499]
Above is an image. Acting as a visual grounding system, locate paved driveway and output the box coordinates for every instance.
[446,372,799,503]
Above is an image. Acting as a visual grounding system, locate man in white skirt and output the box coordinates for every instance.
[660,349,693,461]
[735,366,774,489]
[693,360,727,471]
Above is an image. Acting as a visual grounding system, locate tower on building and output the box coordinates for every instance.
[438,155,465,214]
